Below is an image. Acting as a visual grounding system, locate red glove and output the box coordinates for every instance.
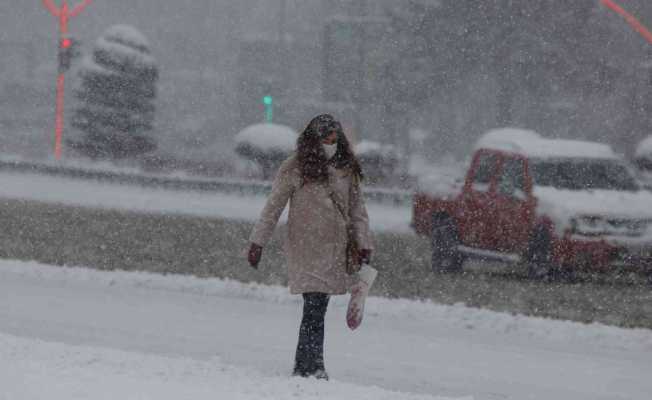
[359,249,372,265]
[248,243,263,269]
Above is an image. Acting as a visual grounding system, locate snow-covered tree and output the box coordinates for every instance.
[234,123,297,180]
[70,25,158,159]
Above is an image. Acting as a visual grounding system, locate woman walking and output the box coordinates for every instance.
[247,114,376,380]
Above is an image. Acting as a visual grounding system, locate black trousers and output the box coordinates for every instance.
[294,292,330,375]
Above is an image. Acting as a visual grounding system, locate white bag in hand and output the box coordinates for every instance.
[346,264,378,330]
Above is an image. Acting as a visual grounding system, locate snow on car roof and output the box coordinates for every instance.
[234,123,297,152]
[475,128,618,160]
[635,136,652,159]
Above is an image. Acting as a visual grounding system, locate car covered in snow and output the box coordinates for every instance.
[412,128,652,279]
[634,135,652,190]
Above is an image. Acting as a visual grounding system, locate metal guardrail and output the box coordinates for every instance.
[0,160,412,207]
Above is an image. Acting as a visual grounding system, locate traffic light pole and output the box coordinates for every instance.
[42,0,91,160]
[601,0,652,44]
[55,71,66,160]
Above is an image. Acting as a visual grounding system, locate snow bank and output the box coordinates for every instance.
[5,260,651,353]
[235,123,297,152]
[0,332,456,400]
[0,171,412,233]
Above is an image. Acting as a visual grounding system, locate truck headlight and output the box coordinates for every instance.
[571,216,649,237]
[571,216,609,236]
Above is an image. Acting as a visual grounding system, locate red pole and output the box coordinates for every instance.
[42,0,91,160]
[42,0,60,16]
[54,3,69,160]
[70,0,92,18]
[54,73,65,160]
[60,2,69,35]
[601,0,652,45]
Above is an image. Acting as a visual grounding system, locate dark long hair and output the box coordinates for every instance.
[296,114,363,185]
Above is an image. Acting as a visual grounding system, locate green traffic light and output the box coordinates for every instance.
[263,95,273,122]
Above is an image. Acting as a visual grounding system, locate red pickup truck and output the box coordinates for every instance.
[412,129,652,279]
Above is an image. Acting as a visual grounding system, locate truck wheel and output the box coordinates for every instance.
[431,215,463,273]
[525,227,554,280]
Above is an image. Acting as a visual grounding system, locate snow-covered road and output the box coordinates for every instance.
[1,260,650,400]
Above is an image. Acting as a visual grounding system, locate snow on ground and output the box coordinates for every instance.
[0,171,411,233]
[1,259,651,400]
[1,333,450,400]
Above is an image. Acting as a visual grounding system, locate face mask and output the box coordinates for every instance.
[323,143,337,159]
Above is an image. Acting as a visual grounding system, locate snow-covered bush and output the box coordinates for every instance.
[234,123,297,180]
[355,140,399,185]
[70,25,159,159]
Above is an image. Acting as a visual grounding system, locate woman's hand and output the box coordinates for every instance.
[359,249,372,265]
[248,243,263,269]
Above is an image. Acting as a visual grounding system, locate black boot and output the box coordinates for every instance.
[293,293,330,379]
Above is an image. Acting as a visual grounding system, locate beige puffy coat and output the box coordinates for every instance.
[250,155,374,295]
